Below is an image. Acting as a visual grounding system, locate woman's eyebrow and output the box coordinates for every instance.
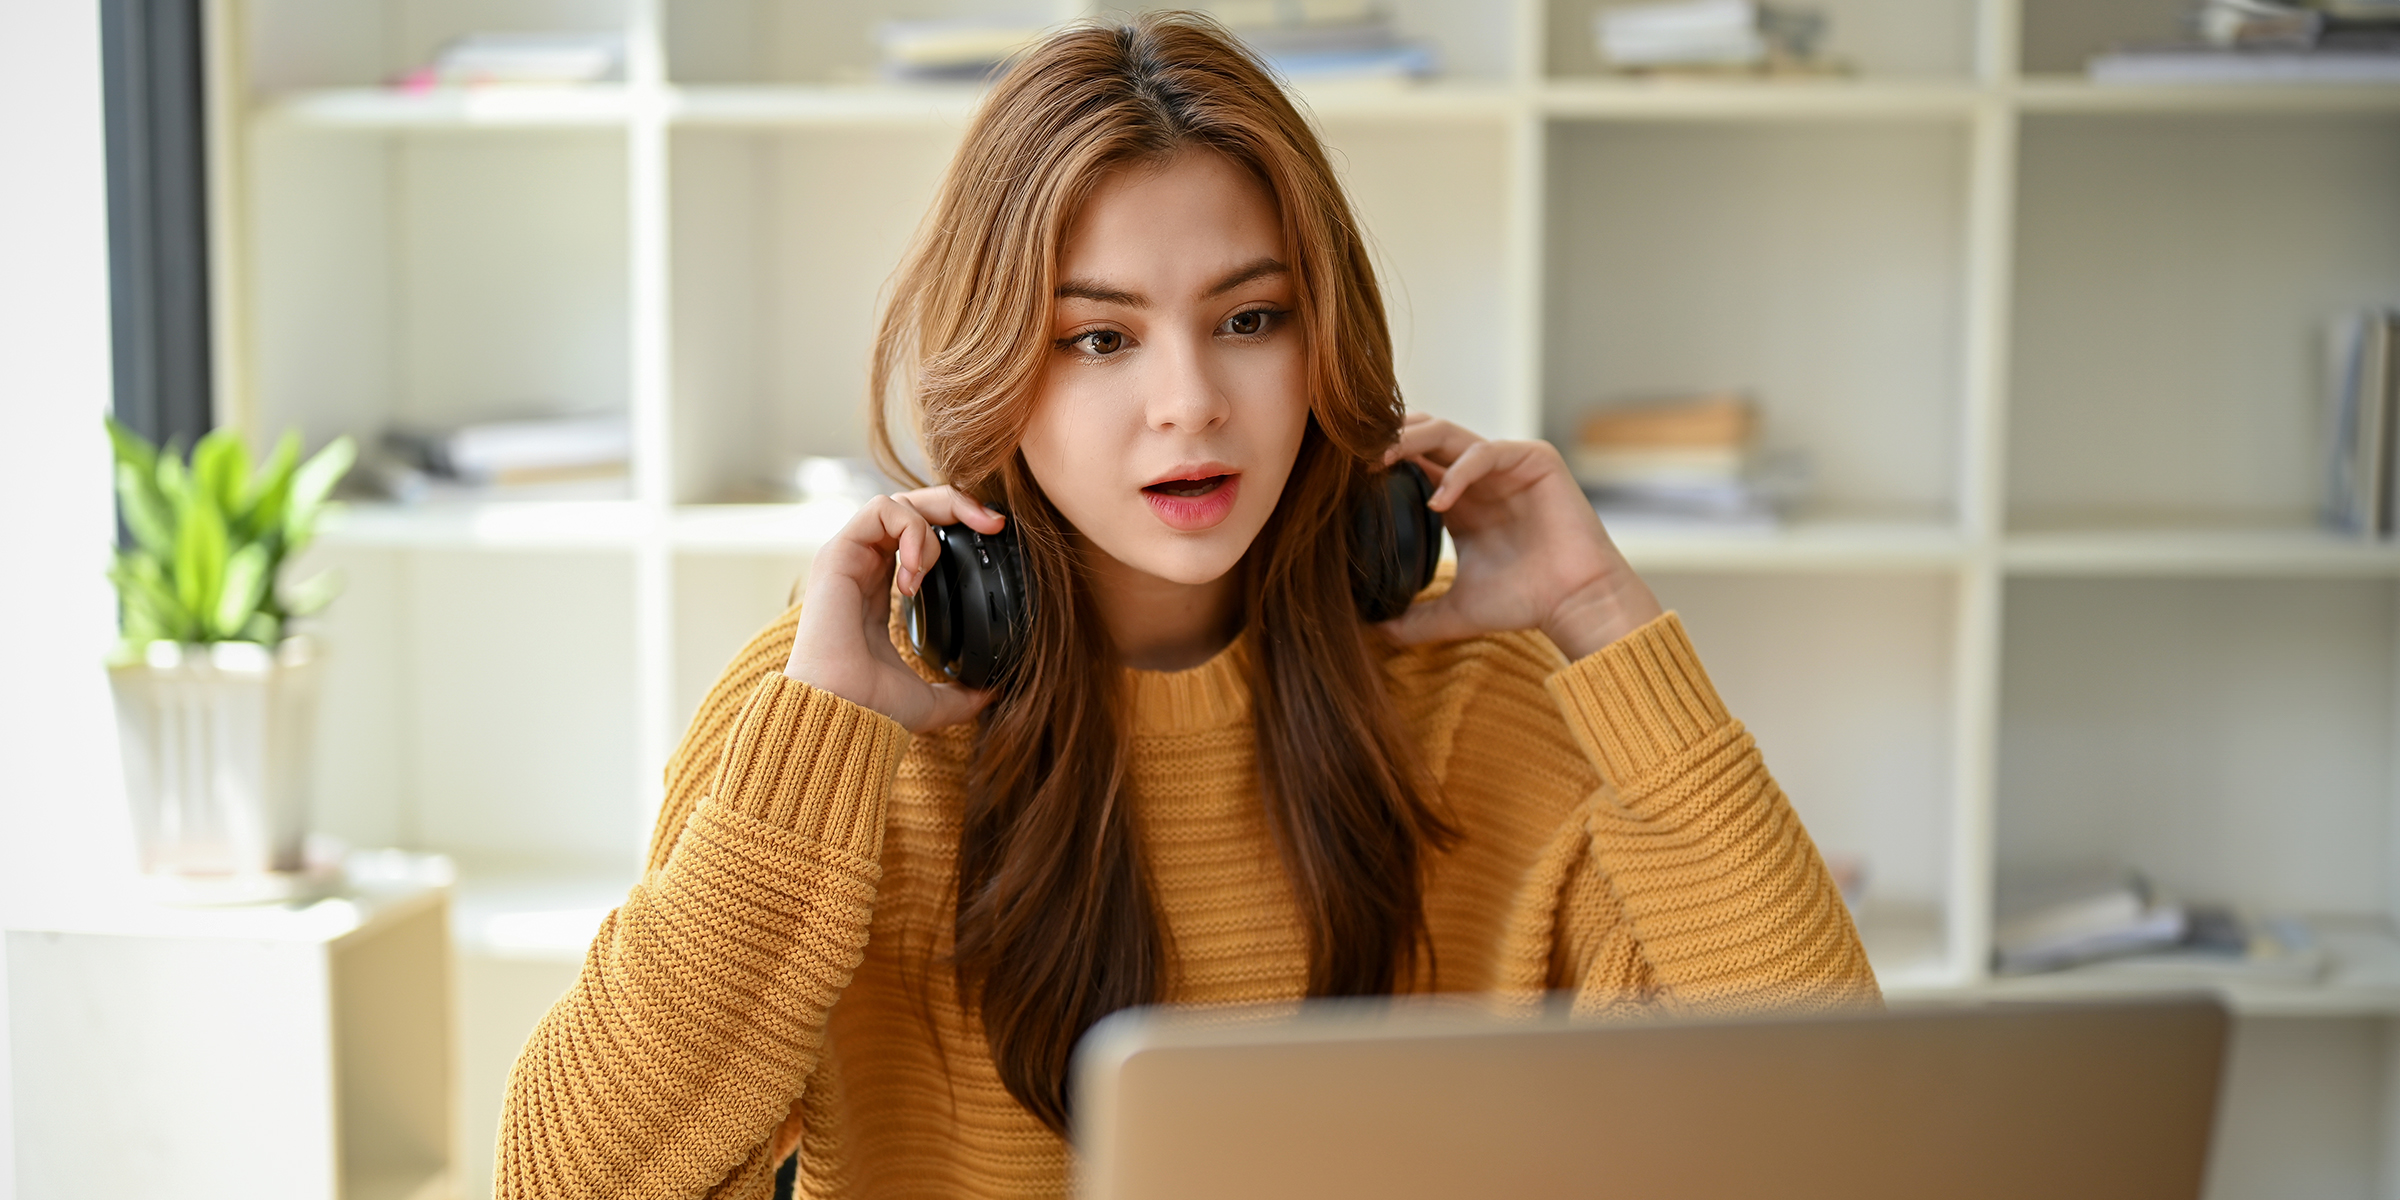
[1052,257,1288,307]
[1204,256,1289,298]
[1055,278,1145,307]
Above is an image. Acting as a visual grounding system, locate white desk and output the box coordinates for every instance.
[6,865,453,1200]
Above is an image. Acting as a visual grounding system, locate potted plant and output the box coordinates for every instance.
[104,418,355,894]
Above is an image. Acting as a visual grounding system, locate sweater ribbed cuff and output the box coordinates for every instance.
[709,673,908,859]
[1544,611,1731,787]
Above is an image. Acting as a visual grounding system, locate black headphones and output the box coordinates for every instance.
[906,461,1443,688]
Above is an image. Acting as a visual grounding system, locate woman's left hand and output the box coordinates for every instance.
[1381,412,1663,661]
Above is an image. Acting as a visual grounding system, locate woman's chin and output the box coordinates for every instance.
[1093,520,1259,589]
[1121,542,1249,588]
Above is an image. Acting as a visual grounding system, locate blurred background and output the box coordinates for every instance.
[5,1,2400,1197]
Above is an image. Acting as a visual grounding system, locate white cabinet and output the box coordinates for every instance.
[6,884,451,1200]
[210,0,2400,1195]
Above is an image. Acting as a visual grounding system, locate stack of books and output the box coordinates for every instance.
[375,413,631,503]
[874,6,1437,86]
[1995,870,2192,975]
[396,32,624,89]
[1568,392,1787,529]
[2323,308,2400,538]
[2090,0,2400,83]
[1993,868,2326,983]
[1590,0,1836,74]
[1212,1,1439,81]
[874,20,1050,83]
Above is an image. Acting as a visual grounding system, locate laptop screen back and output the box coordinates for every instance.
[1073,998,2227,1200]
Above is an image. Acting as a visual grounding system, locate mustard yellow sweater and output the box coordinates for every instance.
[497,606,1878,1198]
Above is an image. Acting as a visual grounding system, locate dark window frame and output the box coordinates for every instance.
[101,0,213,451]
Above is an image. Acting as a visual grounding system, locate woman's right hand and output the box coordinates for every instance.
[784,485,1004,732]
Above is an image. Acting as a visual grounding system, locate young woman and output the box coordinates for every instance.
[499,14,1876,1199]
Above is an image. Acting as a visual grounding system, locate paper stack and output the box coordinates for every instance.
[1995,870,2191,975]
[1995,867,2330,983]
[1591,0,1832,73]
[377,413,631,502]
[2090,0,2400,83]
[875,20,1051,83]
[1569,393,1786,529]
[2323,308,2400,538]
[1211,1,1439,80]
[399,32,624,89]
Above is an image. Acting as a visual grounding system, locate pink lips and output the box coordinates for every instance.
[1142,471,1241,532]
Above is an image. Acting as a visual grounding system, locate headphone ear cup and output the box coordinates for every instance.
[1351,461,1441,624]
[908,526,965,678]
[910,521,1033,690]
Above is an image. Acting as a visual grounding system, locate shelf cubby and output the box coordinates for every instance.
[2006,111,2400,535]
[1544,117,1972,524]
[247,124,633,450]
[1997,577,2395,918]
[668,124,960,499]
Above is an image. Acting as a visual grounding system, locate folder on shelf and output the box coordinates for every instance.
[2324,309,2399,539]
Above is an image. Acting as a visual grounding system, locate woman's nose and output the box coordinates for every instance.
[1144,333,1231,433]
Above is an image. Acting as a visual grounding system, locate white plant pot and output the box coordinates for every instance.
[107,638,321,881]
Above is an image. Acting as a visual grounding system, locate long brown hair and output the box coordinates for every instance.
[869,12,1455,1135]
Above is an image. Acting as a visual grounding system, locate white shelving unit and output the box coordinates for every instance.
[214,0,2400,1195]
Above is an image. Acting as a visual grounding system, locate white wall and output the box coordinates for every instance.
[0,1,134,1194]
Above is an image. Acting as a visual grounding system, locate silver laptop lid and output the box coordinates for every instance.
[1074,996,2228,1200]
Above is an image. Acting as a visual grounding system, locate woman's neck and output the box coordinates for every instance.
[1080,539,1243,672]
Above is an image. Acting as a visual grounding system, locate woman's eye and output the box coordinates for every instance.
[1073,329,1126,356]
[1222,309,1276,337]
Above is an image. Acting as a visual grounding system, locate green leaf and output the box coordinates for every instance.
[110,552,191,643]
[104,416,158,477]
[215,543,272,640]
[192,430,252,524]
[284,568,345,617]
[284,435,357,548]
[173,488,228,634]
[115,463,177,558]
[245,431,302,540]
[240,612,280,644]
[155,449,192,512]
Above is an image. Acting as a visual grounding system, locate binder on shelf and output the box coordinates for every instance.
[2092,0,2400,82]
[2323,309,2399,539]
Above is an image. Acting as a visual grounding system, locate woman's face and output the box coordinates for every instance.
[1018,150,1309,588]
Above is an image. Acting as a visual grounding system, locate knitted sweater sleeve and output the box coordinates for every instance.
[1476,611,1880,1017]
[495,607,908,1199]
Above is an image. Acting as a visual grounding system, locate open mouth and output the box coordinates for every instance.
[1142,474,1233,499]
[1141,470,1242,531]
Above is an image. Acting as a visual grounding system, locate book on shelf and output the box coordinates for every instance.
[2090,0,2400,82]
[396,32,625,90]
[1212,0,1439,80]
[1996,869,2188,975]
[370,413,631,504]
[875,20,1050,82]
[2322,308,2399,539]
[1590,0,1839,75]
[1995,867,2328,983]
[1568,391,1797,531]
[874,4,1437,85]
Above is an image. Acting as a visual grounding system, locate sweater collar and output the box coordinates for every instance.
[1124,632,1252,735]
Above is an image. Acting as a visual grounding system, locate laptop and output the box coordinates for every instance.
[1073,996,2228,1200]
